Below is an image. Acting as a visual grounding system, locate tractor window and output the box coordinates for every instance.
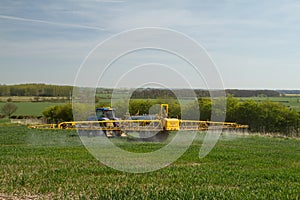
[96,110,104,119]
[96,109,115,119]
[106,110,115,119]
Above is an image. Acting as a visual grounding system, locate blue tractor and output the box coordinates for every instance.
[87,107,125,137]
[95,107,118,121]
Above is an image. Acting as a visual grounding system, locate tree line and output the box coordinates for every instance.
[0,84,282,98]
[42,97,299,136]
[0,84,73,97]
[129,88,281,98]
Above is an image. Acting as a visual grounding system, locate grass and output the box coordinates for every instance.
[0,125,299,199]
[0,102,65,116]
[0,118,10,124]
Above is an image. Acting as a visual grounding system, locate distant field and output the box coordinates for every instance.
[239,96,300,111]
[0,126,299,199]
[0,102,65,116]
[284,94,300,97]
[0,96,70,102]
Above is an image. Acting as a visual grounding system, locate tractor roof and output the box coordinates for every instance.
[96,107,115,111]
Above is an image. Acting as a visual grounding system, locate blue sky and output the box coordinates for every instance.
[0,0,299,89]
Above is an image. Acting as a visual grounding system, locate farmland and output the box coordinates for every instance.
[0,125,299,199]
[239,96,300,112]
[1,96,299,117]
[0,102,65,116]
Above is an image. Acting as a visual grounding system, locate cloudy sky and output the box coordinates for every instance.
[0,0,299,89]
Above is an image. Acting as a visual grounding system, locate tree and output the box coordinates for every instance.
[225,96,239,122]
[229,99,299,134]
[182,101,200,120]
[43,104,73,123]
[233,100,264,132]
[1,103,17,118]
[198,98,212,121]
[129,100,153,115]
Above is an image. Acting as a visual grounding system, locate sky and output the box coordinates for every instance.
[0,0,299,89]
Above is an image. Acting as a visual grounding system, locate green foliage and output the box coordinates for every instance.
[231,99,263,130]
[229,99,299,134]
[106,99,181,118]
[182,96,299,135]
[225,96,239,122]
[129,99,154,115]
[181,101,200,120]
[111,99,128,118]
[166,101,181,118]
[198,98,212,121]
[96,101,111,108]
[43,104,73,123]
[1,102,17,118]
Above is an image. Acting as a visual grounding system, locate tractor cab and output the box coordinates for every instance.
[95,107,117,121]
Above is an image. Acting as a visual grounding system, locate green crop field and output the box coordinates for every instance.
[0,125,299,199]
[0,102,65,116]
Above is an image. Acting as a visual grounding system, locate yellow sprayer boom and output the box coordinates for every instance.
[28,104,248,137]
